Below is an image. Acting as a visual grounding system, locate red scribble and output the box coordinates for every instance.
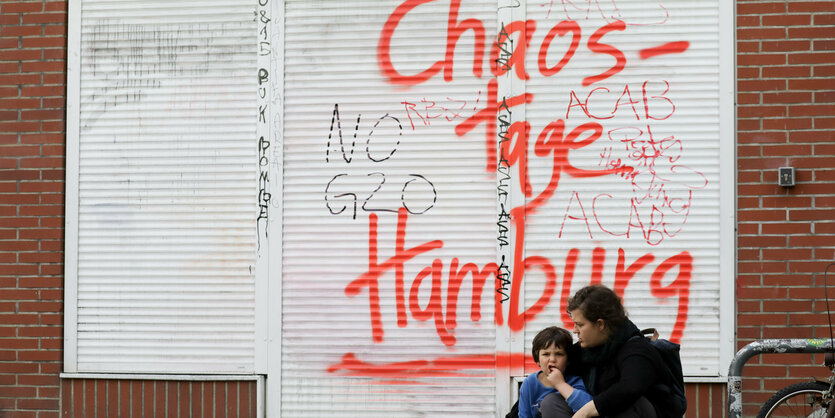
[583,21,626,86]
[642,80,675,121]
[639,41,690,60]
[559,190,594,239]
[649,251,692,344]
[538,20,581,77]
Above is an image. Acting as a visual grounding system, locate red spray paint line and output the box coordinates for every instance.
[639,41,690,60]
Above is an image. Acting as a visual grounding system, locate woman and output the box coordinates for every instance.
[540,285,684,418]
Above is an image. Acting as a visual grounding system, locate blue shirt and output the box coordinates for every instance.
[518,371,593,418]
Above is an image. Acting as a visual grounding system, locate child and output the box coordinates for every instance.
[518,326,592,418]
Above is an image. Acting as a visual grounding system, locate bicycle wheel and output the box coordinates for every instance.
[757,381,831,418]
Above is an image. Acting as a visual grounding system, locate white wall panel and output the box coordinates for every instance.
[520,0,725,377]
[282,0,499,415]
[72,0,259,373]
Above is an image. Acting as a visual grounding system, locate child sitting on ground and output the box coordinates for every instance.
[518,326,592,418]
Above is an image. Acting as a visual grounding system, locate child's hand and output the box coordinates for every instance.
[545,366,566,387]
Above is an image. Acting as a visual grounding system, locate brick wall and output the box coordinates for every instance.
[1,0,67,417]
[736,0,835,416]
[1,0,833,417]
[59,380,258,418]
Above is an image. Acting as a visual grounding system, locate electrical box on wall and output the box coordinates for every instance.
[779,167,795,187]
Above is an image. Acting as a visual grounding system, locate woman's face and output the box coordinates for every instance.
[570,309,609,348]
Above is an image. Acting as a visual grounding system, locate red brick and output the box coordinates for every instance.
[739,286,787,299]
[737,41,759,53]
[763,248,813,260]
[815,91,835,103]
[788,26,835,39]
[1,2,43,13]
[763,274,814,287]
[762,144,812,156]
[44,2,66,12]
[0,73,40,85]
[737,118,761,131]
[792,182,835,195]
[0,49,41,61]
[737,27,786,40]
[814,39,835,51]
[787,1,835,12]
[738,2,786,15]
[789,130,835,142]
[762,117,813,130]
[789,52,835,65]
[762,14,812,26]
[0,98,40,109]
[737,92,760,105]
[738,261,787,274]
[42,48,65,60]
[21,13,66,25]
[761,222,812,234]
[738,105,788,118]
[738,67,760,79]
[21,85,63,97]
[762,92,812,104]
[762,65,811,78]
[0,25,42,37]
[788,104,833,117]
[763,299,814,312]
[738,53,787,66]
[43,24,66,36]
[738,79,787,92]
[20,61,64,73]
[738,313,786,326]
[790,286,834,300]
[737,131,787,143]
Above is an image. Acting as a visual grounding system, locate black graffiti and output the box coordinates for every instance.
[496,255,511,303]
[325,173,437,220]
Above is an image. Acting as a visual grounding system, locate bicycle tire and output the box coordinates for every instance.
[757,381,831,418]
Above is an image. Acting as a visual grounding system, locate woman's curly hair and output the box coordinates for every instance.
[567,285,627,331]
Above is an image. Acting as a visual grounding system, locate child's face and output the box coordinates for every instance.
[537,343,568,376]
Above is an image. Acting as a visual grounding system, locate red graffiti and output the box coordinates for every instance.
[565,81,675,121]
[639,41,690,60]
[379,1,640,86]
[378,0,485,85]
[328,352,534,382]
[346,209,498,346]
[347,209,693,345]
[334,0,700,379]
[454,79,534,172]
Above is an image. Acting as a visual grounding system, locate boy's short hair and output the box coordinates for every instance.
[531,326,573,363]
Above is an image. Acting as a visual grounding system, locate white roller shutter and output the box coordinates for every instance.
[520,0,726,377]
[282,0,500,415]
[68,0,259,373]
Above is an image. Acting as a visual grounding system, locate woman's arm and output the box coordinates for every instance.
[572,400,599,418]
[563,375,593,412]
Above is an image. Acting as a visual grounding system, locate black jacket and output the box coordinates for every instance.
[569,320,681,418]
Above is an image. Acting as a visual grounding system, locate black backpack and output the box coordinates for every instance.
[638,328,687,416]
